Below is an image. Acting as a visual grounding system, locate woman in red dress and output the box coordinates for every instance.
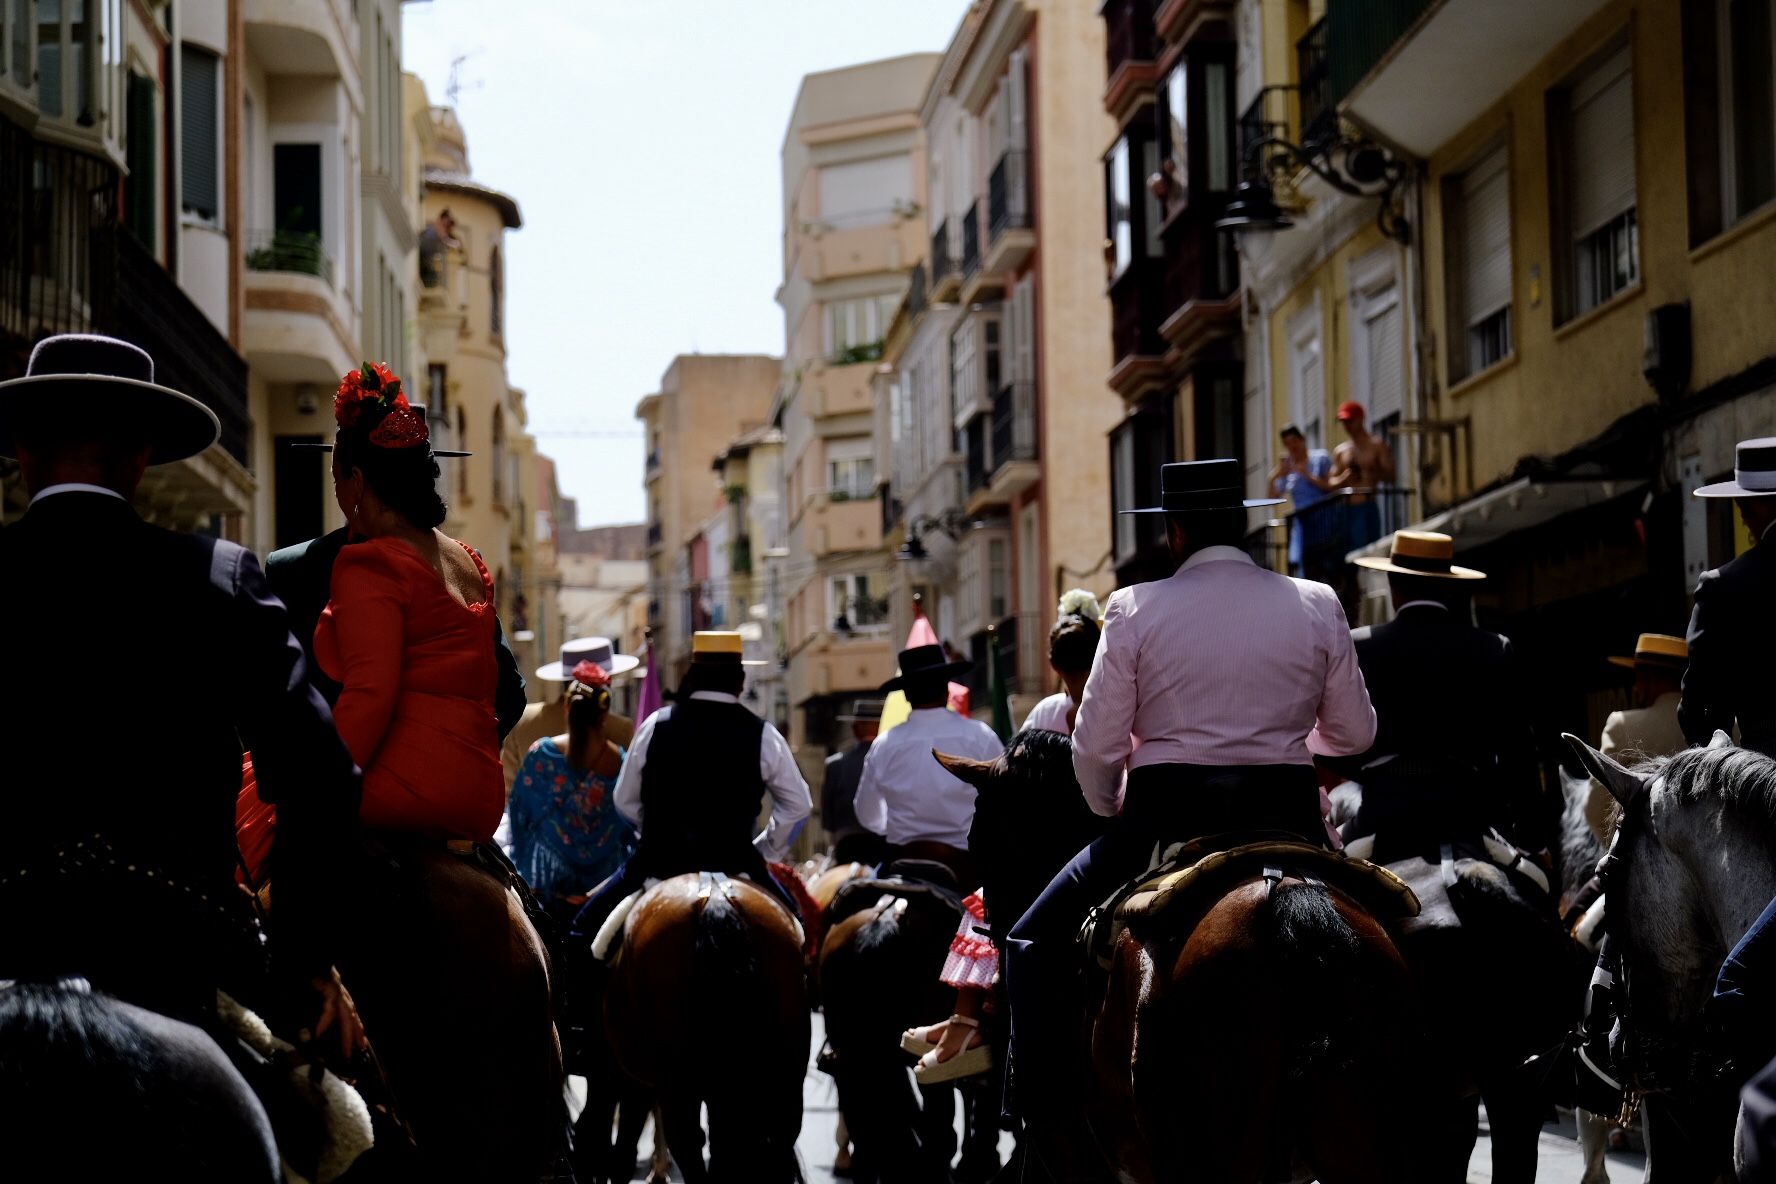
[317,364,564,1180]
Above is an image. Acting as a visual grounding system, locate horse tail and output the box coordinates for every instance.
[693,883,763,1061]
[1268,880,1361,1081]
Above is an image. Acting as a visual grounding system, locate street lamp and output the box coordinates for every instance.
[895,509,979,562]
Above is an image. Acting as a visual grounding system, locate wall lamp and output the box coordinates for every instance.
[895,509,980,561]
[1216,85,1411,245]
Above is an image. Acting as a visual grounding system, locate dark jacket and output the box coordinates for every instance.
[1682,537,1776,753]
[267,527,528,739]
[1350,603,1541,845]
[0,492,360,1007]
[820,741,871,841]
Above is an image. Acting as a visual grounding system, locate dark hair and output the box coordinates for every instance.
[1165,507,1250,551]
[335,407,448,529]
[1280,424,1304,441]
[904,673,951,707]
[567,682,612,734]
[1387,573,1469,611]
[1049,614,1101,675]
[680,661,745,699]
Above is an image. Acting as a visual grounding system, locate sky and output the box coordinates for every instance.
[403,0,970,528]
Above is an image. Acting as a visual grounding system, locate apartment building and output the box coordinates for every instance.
[635,353,781,681]
[1226,0,1776,741]
[776,52,940,779]
[880,0,1117,721]
[713,424,790,729]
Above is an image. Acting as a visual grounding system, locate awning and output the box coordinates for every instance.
[1347,477,1648,563]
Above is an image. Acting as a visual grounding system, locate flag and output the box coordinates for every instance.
[635,634,663,725]
[989,626,1013,741]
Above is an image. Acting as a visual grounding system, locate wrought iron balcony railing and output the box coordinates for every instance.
[1296,17,1334,151]
[960,201,982,278]
[988,151,1030,240]
[930,221,955,281]
[990,381,1037,475]
[244,229,333,283]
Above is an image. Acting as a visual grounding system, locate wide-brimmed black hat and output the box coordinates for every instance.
[1118,458,1283,514]
[880,644,971,693]
[289,404,471,457]
[1694,438,1776,499]
[0,334,220,464]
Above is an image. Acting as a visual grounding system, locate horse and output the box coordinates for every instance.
[1559,766,1623,1184]
[0,981,281,1181]
[334,840,566,1182]
[1336,780,1590,1182]
[1567,732,1776,1184]
[605,871,808,1183]
[941,734,1420,1183]
[810,860,869,912]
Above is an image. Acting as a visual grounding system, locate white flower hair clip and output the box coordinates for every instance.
[1057,588,1103,622]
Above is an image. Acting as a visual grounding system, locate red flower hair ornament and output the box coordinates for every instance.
[568,660,612,689]
[334,361,427,449]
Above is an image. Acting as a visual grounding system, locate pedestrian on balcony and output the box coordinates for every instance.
[1268,424,1336,581]
[1330,401,1396,550]
[1020,590,1105,735]
[417,208,460,289]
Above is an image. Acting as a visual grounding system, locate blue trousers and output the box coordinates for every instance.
[1716,892,1776,1062]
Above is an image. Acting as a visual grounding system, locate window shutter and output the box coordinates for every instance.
[126,72,157,245]
[1459,143,1512,324]
[1015,274,1035,386]
[1570,44,1637,237]
[1365,295,1405,424]
[1008,49,1028,150]
[180,45,218,221]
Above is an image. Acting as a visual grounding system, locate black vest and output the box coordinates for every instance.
[638,698,768,874]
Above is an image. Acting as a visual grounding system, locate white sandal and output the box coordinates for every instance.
[912,1014,991,1084]
[899,1019,947,1056]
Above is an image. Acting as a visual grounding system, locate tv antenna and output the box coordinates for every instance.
[446,50,484,107]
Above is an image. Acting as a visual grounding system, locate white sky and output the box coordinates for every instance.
[403,1,968,528]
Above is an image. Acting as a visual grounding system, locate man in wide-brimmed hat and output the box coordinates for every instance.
[852,647,1002,874]
[1682,439,1776,752]
[574,631,810,940]
[0,334,363,1052]
[1586,633,1689,842]
[1341,530,1540,853]
[822,697,887,865]
[1005,459,1376,1173]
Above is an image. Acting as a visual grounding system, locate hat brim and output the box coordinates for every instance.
[0,373,221,465]
[1119,497,1286,514]
[1607,654,1689,670]
[879,660,972,693]
[536,654,642,681]
[1353,555,1487,580]
[289,441,473,457]
[1693,479,1776,499]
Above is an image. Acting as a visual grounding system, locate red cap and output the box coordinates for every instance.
[1336,400,1366,422]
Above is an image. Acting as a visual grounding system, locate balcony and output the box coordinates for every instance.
[963,414,991,502]
[1296,18,1333,152]
[989,381,1039,500]
[645,449,661,483]
[796,218,924,283]
[1246,487,1416,615]
[1334,0,1612,157]
[731,535,753,575]
[794,493,882,558]
[905,262,929,321]
[245,230,334,285]
[809,357,876,419]
[243,0,355,83]
[1103,0,1162,122]
[0,127,119,360]
[1158,211,1240,365]
[1155,0,1236,45]
[646,522,663,551]
[1108,258,1171,399]
[243,223,354,385]
[985,151,1035,275]
[960,202,982,280]
[930,221,960,302]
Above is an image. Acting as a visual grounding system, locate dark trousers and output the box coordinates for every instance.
[1003,764,1324,1123]
[569,841,797,942]
[1717,892,1776,1067]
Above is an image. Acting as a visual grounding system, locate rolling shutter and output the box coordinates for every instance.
[180,45,218,221]
[1570,44,1637,237]
[1459,143,1512,326]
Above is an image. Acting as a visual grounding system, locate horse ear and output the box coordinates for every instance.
[933,749,995,789]
[1709,729,1735,751]
[1562,733,1650,807]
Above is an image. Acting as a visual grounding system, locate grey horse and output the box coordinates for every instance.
[1566,731,1774,1184]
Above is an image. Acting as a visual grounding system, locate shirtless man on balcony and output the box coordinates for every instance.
[1330,400,1396,549]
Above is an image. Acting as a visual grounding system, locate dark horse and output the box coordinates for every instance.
[943,733,1420,1183]
[0,981,281,1181]
[1568,733,1775,1184]
[606,871,809,1182]
[1339,782,1591,1182]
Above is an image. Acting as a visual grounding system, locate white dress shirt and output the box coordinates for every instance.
[612,691,811,862]
[1072,545,1376,817]
[854,707,1005,850]
[1021,692,1075,735]
[29,483,126,506]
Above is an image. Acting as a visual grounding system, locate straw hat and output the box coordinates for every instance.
[1354,530,1486,580]
[691,630,767,667]
[1608,633,1689,671]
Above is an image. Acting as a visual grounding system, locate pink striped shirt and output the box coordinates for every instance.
[1072,546,1376,817]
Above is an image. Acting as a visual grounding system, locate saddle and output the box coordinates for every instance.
[1079,831,1420,970]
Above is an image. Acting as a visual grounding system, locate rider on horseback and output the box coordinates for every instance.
[575,630,811,939]
[1005,459,1376,1178]
[1341,530,1543,856]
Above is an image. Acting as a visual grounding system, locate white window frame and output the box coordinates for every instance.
[1287,299,1325,451]
[1561,41,1640,318]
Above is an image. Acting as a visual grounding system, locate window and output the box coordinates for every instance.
[3,0,31,87]
[1106,136,1133,275]
[827,437,874,499]
[830,572,885,630]
[37,0,106,124]
[491,409,506,504]
[818,155,914,228]
[1105,127,1164,279]
[1721,0,1776,222]
[124,71,156,246]
[1110,402,1171,565]
[490,245,504,337]
[180,43,220,222]
[428,363,448,417]
[824,294,897,358]
[987,538,1009,621]
[1553,43,1639,319]
[1446,142,1513,380]
[1288,302,1324,449]
[1161,61,1188,209]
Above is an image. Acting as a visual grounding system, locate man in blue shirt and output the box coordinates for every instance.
[1268,424,1335,580]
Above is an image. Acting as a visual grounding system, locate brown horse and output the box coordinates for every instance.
[940,733,1421,1184]
[809,860,869,911]
[606,872,809,1183]
[335,841,565,1183]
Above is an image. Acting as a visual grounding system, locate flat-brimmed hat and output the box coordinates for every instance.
[536,636,640,681]
[691,630,768,667]
[1608,633,1689,671]
[880,644,972,693]
[1118,458,1284,514]
[837,698,886,723]
[0,334,220,464]
[1354,530,1486,580]
[1693,438,1776,499]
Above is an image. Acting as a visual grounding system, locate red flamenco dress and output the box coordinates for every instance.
[315,537,504,842]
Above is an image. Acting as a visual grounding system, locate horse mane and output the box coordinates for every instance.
[1656,744,1776,836]
[1000,727,1079,796]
